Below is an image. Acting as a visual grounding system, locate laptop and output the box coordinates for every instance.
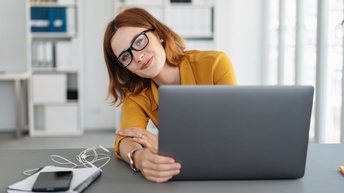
[158,85,314,180]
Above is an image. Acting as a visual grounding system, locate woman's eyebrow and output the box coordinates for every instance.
[130,32,142,44]
[118,32,142,55]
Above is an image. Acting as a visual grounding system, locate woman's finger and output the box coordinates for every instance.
[139,148,181,183]
[117,127,158,148]
[133,134,158,148]
[116,127,146,138]
[142,148,180,167]
[132,137,150,147]
[143,169,180,183]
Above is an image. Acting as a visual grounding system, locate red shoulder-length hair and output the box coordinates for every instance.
[103,7,186,105]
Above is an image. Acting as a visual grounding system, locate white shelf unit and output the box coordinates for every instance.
[26,0,83,136]
[114,0,215,51]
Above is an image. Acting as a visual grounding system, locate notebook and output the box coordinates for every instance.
[158,85,314,180]
[7,166,101,193]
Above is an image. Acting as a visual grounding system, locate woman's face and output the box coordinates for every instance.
[111,27,166,79]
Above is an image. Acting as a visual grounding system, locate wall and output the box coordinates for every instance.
[0,0,27,132]
[82,0,119,130]
[0,0,265,132]
[215,0,264,85]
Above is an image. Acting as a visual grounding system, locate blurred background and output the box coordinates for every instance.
[0,0,343,146]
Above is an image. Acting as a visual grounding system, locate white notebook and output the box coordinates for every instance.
[7,166,101,193]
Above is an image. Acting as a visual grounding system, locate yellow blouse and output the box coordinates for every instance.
[114,50,237,159]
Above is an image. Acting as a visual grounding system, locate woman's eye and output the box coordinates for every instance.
[134,38,143,47]
[120,52,130,61]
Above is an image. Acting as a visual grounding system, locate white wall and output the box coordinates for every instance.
[0,0,27,132]
[82,0,119,130]
[0,0,265,132]
[215,0,264,85]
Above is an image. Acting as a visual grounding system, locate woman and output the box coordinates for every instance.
[103,7,237,183]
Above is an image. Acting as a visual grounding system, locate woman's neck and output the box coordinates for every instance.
[153,64,180,86]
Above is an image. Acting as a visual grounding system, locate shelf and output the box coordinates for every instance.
[27,0,83,137]
[32,102,80,136]
[0,72,30,80]
[33,101,79,106]
[32,68,78,73]
[30,2,77,8]
[183,35,214,40]
[31,33,77,39]
[30,130,83,137]
[117,0,164,6]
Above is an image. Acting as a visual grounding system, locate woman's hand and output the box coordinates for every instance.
[135,147,181,183]
[116,126,158,149]
[117,127,181,183]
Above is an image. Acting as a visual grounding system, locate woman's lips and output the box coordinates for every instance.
[141,57,152,70]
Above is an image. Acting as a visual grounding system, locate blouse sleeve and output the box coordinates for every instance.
[213,52,238,85]
[114,97,149,159]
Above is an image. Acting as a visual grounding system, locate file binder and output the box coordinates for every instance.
[31,7,50,32]
[31,7,67,32]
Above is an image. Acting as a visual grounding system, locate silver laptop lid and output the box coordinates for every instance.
[158,85,314,180]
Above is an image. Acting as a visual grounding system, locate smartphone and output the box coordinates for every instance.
[32,171,73,192]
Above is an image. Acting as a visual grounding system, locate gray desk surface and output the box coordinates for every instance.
[1,144,343,193]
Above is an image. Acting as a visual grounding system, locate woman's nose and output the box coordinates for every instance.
[132,50,144,63]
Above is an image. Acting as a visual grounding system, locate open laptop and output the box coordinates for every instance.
[158,85,314,180]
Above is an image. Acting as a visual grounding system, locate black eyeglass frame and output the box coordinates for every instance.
[115,28,155,68]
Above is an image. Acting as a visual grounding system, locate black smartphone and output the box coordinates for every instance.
[32,171,73,192]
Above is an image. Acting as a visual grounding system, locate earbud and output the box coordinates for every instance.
[98,145,110,153]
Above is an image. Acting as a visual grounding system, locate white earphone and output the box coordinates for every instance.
[24,145,111,176]
[98,145,110,153]
[50,145,111,169]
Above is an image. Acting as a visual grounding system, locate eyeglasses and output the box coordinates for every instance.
[115,29,155,68]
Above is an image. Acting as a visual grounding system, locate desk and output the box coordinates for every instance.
[0,72,30,138]
[1,144,343,193]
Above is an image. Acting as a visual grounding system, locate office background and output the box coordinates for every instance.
[0,0,343,144]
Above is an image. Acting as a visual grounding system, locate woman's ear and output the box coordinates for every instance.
[153,31,163,43]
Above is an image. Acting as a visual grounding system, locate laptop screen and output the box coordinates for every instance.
[158,85,314,180]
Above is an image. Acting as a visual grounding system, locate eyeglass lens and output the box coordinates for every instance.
[117,32,149,67]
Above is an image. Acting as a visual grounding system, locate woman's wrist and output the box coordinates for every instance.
[132,148,145,171]
[127,147,145,171]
